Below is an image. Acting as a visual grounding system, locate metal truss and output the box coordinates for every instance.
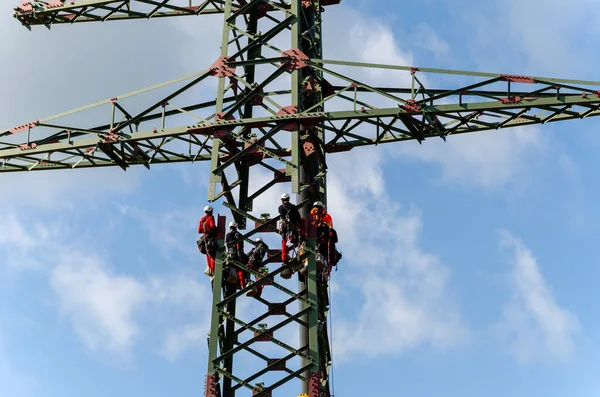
[5,1,600,397]
[208,210,332,397]
[4,58,600,174]
[13,0,228,27]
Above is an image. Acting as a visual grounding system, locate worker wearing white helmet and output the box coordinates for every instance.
[225,221,242,253]
[245,236,269,298]
[277,192,302,262]
[225,220,246,290]
[311,201,333,228]
[198,204,218,278]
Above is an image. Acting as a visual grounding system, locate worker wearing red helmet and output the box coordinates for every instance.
[198,205,218,277]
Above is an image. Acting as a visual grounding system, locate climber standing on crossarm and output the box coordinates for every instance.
[245,237,269,298]
[278,193,303,262]
[225,222,246,290]
[197,205,218,278]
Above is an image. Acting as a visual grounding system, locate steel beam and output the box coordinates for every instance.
[13,0,228,27]
[200,1,334,396]
[6,1,600,397]
[3,89,600,172]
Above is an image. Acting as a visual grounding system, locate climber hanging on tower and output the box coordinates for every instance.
[310,201,341,275]
[245,237,269,298]
[277,193,304,263]
[197,205,218,278]
[225,221,247,290]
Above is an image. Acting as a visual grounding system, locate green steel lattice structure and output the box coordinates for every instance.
[7,1,600,397]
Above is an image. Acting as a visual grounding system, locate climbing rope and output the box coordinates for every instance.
[328,282,336,397]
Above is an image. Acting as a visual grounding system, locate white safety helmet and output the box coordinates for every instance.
[313,201,324,208]
[229,221,238,228]
[204,205,213,212]
[281,193,290,201]
[255,237,263,243]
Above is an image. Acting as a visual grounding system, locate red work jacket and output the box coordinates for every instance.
[198,215,217,236]
[310,208,333,228]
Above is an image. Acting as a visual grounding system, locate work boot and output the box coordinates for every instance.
[316,254,325,270]
[281,264,293,279]
[246,281,257,297]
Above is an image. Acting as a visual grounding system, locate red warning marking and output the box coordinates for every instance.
[281,49,309,71]
[9,121,37,134]
[500,74,535,84]
[209,56,236,78]
[499,96,523,104]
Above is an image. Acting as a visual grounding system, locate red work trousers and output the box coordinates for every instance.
[281,238,289,262]
[281,232,297,261]
[236,268,245,289]
[206,255,216,273]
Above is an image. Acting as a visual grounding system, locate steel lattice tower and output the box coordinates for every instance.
[6,1,600,397]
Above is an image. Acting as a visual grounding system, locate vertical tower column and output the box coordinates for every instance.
[204,1,335,396]
[291,1,328,396]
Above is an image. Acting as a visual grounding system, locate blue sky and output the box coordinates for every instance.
[2,0,600,396]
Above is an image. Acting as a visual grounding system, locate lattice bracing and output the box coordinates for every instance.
[6,1,600,397]
[4,60,600,173]
[13,0,228,28]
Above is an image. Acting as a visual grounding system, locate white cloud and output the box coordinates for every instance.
[323,6,415,87]
[0,209,211,361]
[325,148,468,361]
[48,251,212,360]
[411,22,450,58]
[50,254,148,356]
[495,231,580,364]
[161,324,206,362]
[391,126,544,190]
[0,212,54,271]
[0,213,37,249]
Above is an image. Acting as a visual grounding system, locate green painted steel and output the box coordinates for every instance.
[206,225,227,376]
[13,0,227,27]
[6,0,600,396]
[311,58,600,86]
[2,90,600,172]
[205,3,235,396]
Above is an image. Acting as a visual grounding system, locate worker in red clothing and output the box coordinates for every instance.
[225,221,246,289]
[277,193,303,262]
[197,205,218,278]
[310,201,338,274]
[310,201,333,228]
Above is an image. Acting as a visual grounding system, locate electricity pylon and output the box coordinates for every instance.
[6,1,600,396]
